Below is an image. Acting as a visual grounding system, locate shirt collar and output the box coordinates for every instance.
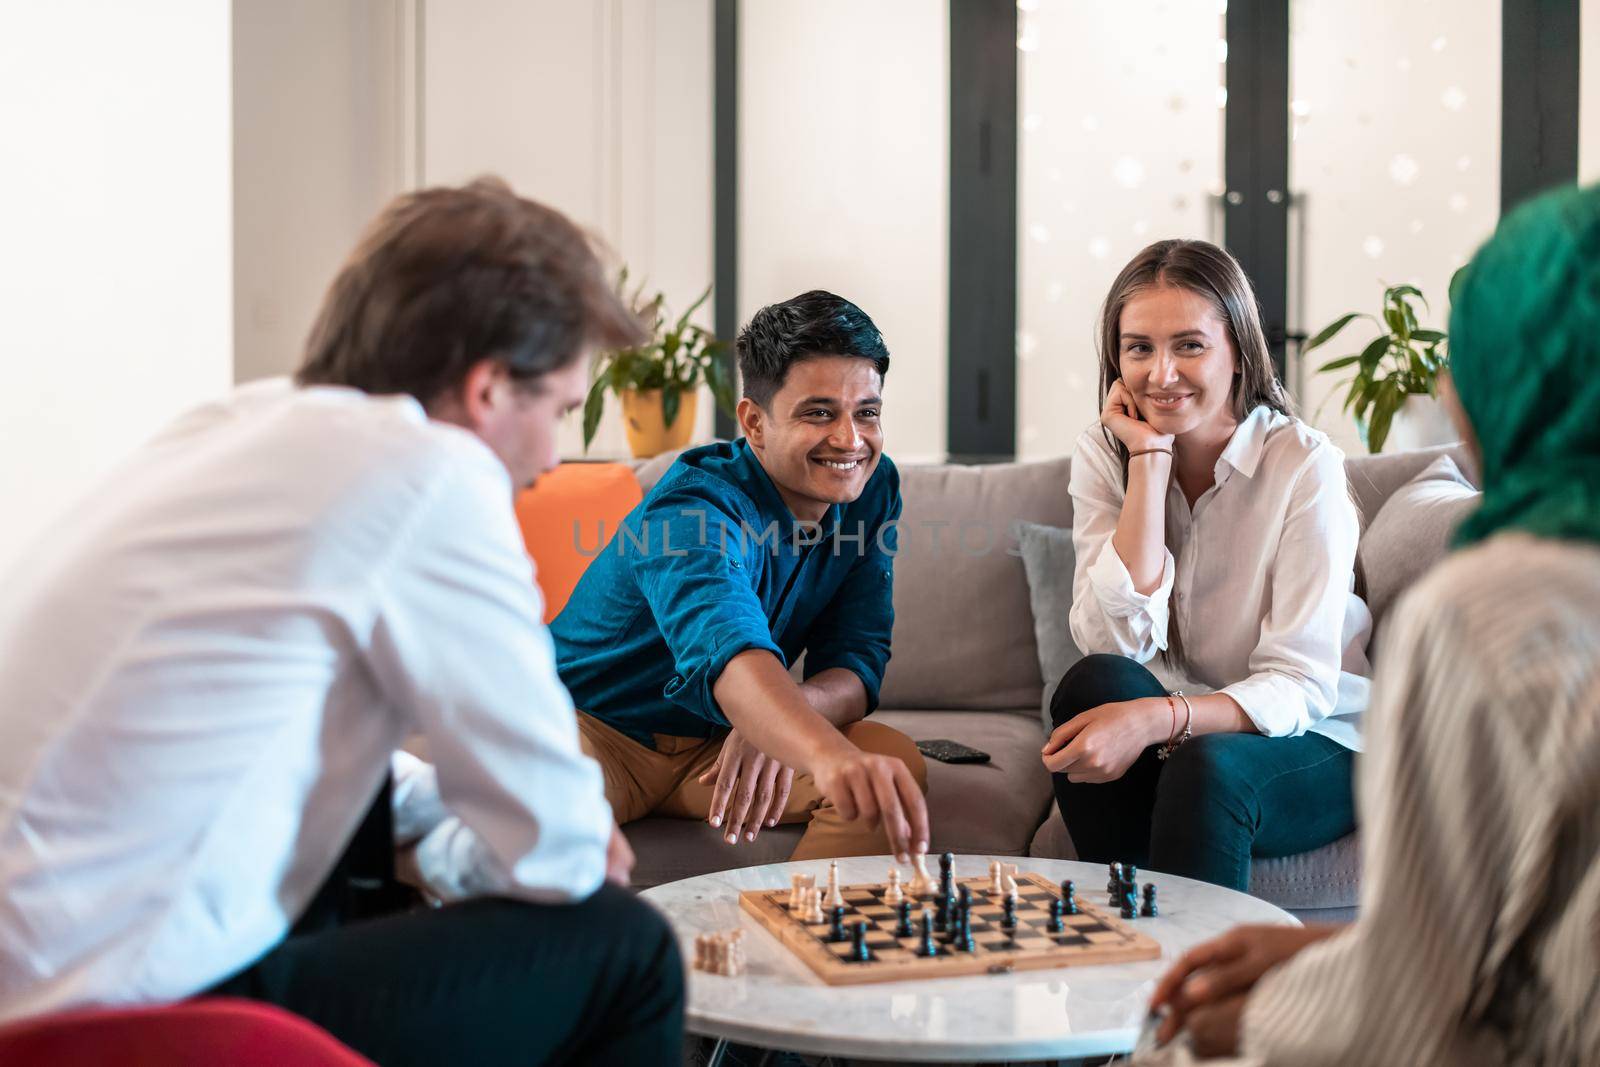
[1217,404,1277,480]
[728,438,843,535]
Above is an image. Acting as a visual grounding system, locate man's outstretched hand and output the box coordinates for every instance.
[812,748,928,865]
[698,729,795,845]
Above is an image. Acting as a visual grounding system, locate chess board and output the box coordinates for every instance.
[739,872,1160,986]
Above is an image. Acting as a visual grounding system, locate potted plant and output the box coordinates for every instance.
[582,270,738,457]
[1304,282,1450,453]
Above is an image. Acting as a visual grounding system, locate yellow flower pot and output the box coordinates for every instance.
[619,388,699,458]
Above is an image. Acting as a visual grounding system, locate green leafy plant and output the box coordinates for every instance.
[1304,283,1449,453]
[582,269,737,451]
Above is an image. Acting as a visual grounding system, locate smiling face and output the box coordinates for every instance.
[1117,285,1240,440]
[738,354,884,523]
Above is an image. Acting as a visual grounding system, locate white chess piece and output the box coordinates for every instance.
[803,886,825,924]
[907,852,933,897]
[788,873,815,912]
[825,860,845,909]
[1002,866,1019,899]
[989,859,1004,894]
[883,867,904,905]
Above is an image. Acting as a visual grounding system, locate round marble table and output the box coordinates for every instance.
[641,854,1298,1064]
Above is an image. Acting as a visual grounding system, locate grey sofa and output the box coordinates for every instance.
[624,442,1476,924]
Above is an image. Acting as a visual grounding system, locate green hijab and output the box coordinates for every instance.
[1448,182,1600,546]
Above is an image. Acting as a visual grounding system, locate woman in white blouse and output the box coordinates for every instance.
[1041,238,1371,891]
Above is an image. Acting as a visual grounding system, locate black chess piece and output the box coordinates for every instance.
[952,908,975,952]
[935,892,949,933]
[917,910,939,957]
[850,920,872,962]
[1107,861,1122,895]
[1047,897,1065,933]
[830,904,848,942]
[1001,892,1018,931]
[939,851,954,886]
[1120,889,1137,920]
[1141,883,1158,918]
[1123,864,1139,899]
[1062,880,1079,915]
[895,899,914,938]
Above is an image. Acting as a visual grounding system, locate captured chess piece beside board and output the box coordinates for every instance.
[736,853,1161,986]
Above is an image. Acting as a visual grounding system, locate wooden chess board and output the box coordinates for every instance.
[739,872,1160,986]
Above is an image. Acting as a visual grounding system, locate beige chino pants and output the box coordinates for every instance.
[576,712,929,861]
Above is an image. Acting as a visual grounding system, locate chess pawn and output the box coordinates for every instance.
[883,867,904,905]
[988,859,1004,894]
[1062,880,1079,915]
[1047,897,1065,933]
[907,852,934,897]
[1141,882,1158,918]
[804,887,825,924]
[825,860,845,909]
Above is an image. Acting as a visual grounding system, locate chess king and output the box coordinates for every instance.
[549,290,930,863]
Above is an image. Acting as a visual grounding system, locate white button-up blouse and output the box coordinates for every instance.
[1067,404,1372,750]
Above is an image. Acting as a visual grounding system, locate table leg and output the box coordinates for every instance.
[704,1037,729,1067]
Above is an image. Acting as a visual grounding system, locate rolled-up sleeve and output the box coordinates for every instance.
[627,490,782,727]
[366,458,612,905]
[1068,434,1176,662]
[1220,446,1360,737]
[802,482,901,714]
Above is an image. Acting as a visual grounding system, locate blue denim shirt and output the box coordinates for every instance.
[551,439,901,747]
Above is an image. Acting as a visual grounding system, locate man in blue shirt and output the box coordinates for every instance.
[552,290,930,863]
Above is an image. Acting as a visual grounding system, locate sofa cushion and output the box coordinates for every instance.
[1357,454,1479,628]
[879,458,1075,710]
[1026,807,1362,914]
[1017,521,1084,730]
[1343,442,1475,530]
[514,462,642,621]
[626,707,1052,887]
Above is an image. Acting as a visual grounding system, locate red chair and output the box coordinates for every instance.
[0,998,373,1066]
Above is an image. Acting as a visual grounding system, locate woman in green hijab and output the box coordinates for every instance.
[1137,182,1600,1065]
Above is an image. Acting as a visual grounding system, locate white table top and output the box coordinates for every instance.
[641,854,1298,1062]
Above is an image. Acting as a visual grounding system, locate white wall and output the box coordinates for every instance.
[0,1,233,573]
[739,0,949,464]
[1017,0,1226,460]
[232,0,407,383]
[423,0,715,459]
[1289,0,1499,455]
[1582,0,1600,184]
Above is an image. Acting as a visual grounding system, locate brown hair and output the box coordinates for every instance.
[1096,238,1294,484]
[296,176,645,403]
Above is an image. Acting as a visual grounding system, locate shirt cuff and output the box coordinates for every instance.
[391,750,450,846]
[1219,674,1311,738]
[1087,543,1175,625]
[666,632,786,726]
[803,656,883,715]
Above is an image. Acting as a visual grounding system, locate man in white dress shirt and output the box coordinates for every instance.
[0,178,684,1065]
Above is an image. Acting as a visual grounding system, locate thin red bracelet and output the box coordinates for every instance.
[1158,695,1179,760]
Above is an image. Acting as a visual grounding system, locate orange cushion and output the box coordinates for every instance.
[514,462,643,622]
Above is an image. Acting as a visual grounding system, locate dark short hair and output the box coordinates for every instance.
[735,290,890,408]
[296,177,645,403]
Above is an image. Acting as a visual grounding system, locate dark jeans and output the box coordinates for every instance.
[209,779,685,1067]
[1050,654,1356,891]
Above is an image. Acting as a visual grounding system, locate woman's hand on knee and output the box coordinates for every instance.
[1041,698,1168,782]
